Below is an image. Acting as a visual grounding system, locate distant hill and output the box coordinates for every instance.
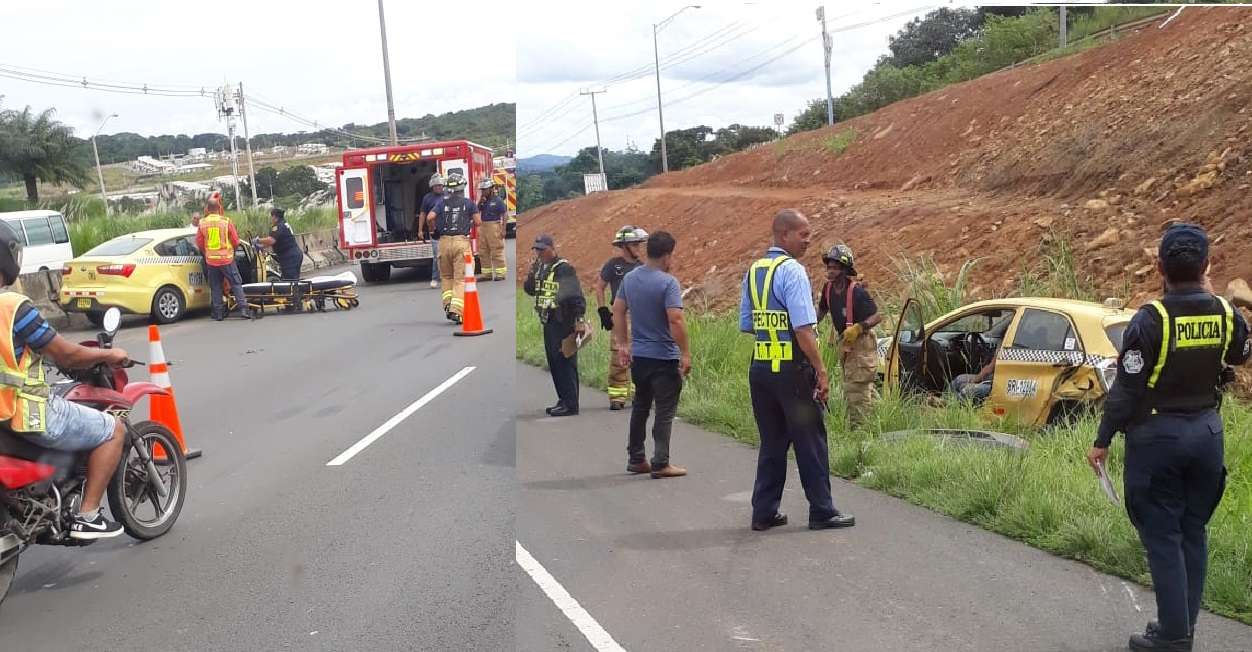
[89,103,515,165]
[519,154,572,173]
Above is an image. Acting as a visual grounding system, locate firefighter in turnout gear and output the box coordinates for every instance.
[741,209,855,533]
[425,172,481,324]
[816,244,882,426]
[596,225,647,410]
[477,178,508,281]
[1088,224,1250,652]
[524,234,587,417]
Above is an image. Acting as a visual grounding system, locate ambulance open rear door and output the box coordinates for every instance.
[338,166,374,248]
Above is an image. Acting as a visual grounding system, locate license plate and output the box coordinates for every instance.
[76,298,91,310]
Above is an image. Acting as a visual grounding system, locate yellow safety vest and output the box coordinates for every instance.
[535,260,566,314]
[748,256,795,372]
[0,293,49,434]
[200,214,235,265]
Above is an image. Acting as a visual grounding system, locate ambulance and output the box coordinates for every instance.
[336,140,493,282]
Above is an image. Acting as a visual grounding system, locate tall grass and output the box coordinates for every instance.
[515,254,1252,624]
[64,208,336,256]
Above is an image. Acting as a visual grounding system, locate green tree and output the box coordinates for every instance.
[254,166,280,199]
[0,104,92,202]
[275,165,325,197]
[888,8,982,67]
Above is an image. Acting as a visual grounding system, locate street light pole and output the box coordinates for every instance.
[92,113,117,215]
[580,88,608,190]
[377,0,399,145]
[653,5,700,174]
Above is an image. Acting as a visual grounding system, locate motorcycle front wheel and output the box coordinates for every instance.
[107,420,187,540]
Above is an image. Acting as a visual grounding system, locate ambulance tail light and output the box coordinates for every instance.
[97,264,136,278]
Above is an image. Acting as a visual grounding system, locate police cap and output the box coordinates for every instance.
[532,234,555,251]
[1159,223,1209,262]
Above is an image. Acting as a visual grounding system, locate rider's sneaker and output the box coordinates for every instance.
[69,511,124,540]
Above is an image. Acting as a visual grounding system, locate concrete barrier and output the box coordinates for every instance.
[298,228,346,273]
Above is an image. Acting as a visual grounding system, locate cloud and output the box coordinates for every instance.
[0,0,516,138]
[518,1,927,156]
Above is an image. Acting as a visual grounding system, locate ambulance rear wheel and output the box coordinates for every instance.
[360,261,391,283]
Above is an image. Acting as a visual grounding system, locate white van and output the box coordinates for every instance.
[0,210,74,274]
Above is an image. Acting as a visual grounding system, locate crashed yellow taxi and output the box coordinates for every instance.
[880,297,1135,426]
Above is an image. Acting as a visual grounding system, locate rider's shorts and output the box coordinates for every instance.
[25,395,117,451]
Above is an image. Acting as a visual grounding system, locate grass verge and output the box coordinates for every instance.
[516,292,1252,625]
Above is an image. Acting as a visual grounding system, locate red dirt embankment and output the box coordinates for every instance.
[520,8,1252,313]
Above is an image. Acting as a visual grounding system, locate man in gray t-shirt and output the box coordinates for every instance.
[613,231,691,479]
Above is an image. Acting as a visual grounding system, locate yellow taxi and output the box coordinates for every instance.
[880,296,1135,426]
[58,228,211,325]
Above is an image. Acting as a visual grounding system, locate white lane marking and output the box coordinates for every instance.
[326,366,475,466]
[515,541,627,652]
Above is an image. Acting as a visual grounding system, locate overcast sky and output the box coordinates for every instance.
[0,0,517,140]
[516,0,954,157]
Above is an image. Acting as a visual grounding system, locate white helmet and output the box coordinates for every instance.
[428,173,444,188]
[479,178,496,191]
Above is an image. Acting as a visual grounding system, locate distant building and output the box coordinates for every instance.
[309,163,341,185]
[188,147,208,159]
[271,145,289,155]
[297,143,329,155]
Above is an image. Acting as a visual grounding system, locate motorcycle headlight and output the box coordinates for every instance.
[1095,358,1118,392]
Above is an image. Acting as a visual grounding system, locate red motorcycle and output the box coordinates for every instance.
[0,307,187,608]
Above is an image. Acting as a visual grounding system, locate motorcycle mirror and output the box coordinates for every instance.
[102,307,122,336]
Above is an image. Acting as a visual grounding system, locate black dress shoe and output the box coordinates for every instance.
[751,513,788,531]
[809,512,856,530]
[1145,621,1195,640]
[545,404,562,416]
[549,405,579,417]
[1129,631,1192,651]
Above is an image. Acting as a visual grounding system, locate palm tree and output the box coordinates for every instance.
[0,103,92,203]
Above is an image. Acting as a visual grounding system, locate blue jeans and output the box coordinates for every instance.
[951,374,992,402]
[25,395,117,451]
[208,262,248,319]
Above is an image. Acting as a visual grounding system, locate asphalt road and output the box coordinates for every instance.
[515,362,1252,652]
[0,245,517,651]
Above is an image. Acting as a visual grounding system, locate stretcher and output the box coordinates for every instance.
[225,241,361,317]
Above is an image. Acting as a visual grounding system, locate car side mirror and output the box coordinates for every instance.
[102,307,122,336]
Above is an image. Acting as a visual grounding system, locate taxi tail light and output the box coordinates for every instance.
[1095,358,1118,392]
[61,265,71,275]
[97,264,136,278]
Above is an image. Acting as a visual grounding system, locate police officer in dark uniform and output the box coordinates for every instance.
[741,209,855,532]
[524,234,588,417]
[1088,224,1249,651]
[257,208,304,280]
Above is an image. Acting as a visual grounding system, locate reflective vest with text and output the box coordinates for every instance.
[749,255,797,372]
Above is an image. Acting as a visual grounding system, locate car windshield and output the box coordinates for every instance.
[1105,322,1128,351]
[84,237,153,257]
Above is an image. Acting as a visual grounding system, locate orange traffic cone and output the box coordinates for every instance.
[147,325,201,460]
[454,250,493,337]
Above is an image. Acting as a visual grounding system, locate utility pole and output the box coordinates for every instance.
[237,82,259,208]
[580,88,608,191]
[377,0,399,145]
[92,113,117,215]
[216,86,243,210]
[653,5,701,174]
[818,6,834,125]
[1059,6,1068,48]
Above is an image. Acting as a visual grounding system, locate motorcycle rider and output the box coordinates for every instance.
[0,221,130,539]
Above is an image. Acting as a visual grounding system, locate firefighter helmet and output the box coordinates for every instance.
[444,172,467,191]
[428,173,444,188]
[479,178,496,191]
[822,244,857,275]
[612,225,649,246]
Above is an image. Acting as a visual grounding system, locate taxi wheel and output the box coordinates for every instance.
[150,286,186,325]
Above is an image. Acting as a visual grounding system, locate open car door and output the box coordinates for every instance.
[984,307,1086,426]
[887,299,926,393]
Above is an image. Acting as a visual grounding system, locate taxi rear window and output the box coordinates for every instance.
[85,237,152,257]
